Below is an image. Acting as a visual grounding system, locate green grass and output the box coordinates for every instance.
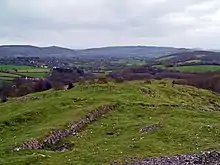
[1,80,220,164]
[171,65,220,72]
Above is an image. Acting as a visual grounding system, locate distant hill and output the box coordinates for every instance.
[76,46,191,58]
[208,49,220,52]
[0,45,76,58]
[154,51,220,65]
[0,45,191,58]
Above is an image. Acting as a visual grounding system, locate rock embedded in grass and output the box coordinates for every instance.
[140,124,161,133]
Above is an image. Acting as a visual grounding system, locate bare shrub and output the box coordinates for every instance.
[114,77,124,83]
[144,79,151,84]
[52,83,66,91]
[96,78,108,84]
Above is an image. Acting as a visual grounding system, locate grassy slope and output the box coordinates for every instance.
[1,80,220,164]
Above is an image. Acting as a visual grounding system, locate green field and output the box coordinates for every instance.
[0,72,20,81]
[0,76,14,81]
[181,60,201,64]
[153,65,166,69]
[0,65,35,70]
[0,72,20,77]
[1,80,220,164]
[0,65,50,79]
[13,69,50,72]
[111,59,146,66]
[171,65,220,72]
[17,72,49,78]
[125,60,146,66]
[156,56,175,61]
[154,65,220,73]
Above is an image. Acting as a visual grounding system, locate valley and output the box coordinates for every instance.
[1,45,220,164]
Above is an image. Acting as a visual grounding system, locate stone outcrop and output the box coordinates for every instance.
[14,104,115,151]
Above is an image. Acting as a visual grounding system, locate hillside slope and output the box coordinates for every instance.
[0,80,220,164]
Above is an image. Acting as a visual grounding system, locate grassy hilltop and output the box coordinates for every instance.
[1,80,220,164]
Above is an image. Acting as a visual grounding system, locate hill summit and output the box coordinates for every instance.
[1,80,220,164]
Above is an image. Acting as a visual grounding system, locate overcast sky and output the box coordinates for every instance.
[1,0,220,49]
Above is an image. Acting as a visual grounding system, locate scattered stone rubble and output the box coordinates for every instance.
[14,104,115,151]
[131,151,220,165]
[211,102,220,111]
[16,96,40,102]
[140,124,161,133]
[140,88,153,95]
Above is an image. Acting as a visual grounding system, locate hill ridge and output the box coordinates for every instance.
[0,45,192,58]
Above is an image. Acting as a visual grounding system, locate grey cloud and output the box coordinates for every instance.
[0,0,220,49]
